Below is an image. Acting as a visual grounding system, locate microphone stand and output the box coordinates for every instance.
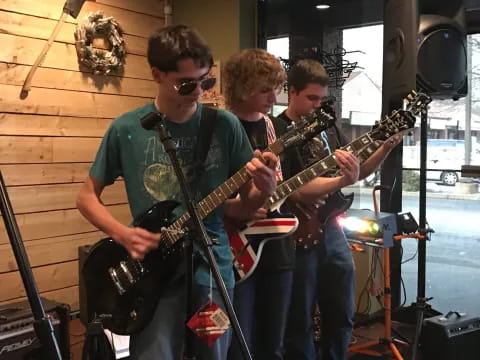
[142,112,252,360]
[0,171,62,360]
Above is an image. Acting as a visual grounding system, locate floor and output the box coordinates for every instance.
[348,321,416,360]
[69,318,417,360]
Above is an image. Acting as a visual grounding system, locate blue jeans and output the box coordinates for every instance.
[130,281,233,360]
[228,269,293,359]
[285,221,355,360]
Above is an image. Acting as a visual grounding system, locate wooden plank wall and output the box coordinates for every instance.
[0,0,165,312]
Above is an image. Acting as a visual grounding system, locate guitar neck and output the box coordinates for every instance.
[162,140,285,244]
[163,167,250,244]
[266,132,381,207]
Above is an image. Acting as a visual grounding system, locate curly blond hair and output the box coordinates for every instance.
[222,48,286,109]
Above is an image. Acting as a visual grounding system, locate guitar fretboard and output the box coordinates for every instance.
[266,133,381,207]
[162,167,251,245]
[160,137,287,246]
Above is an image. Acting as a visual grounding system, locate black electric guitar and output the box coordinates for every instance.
[81,107,335,335]
[290,91,432,249]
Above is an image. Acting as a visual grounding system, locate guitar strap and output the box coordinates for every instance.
[191,105,218,186]
[264,115,284,182]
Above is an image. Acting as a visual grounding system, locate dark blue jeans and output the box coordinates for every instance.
[228,269,293,359]
[285,221,355,360]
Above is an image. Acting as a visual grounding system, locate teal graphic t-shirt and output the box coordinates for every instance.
[90,102,253,288]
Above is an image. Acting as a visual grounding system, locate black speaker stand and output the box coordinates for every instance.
[392,104,441,359]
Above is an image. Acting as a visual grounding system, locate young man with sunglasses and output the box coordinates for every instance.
[279,59,401,360]
[76,25,279,360]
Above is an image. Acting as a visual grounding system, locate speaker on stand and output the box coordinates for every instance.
[381,1,468,359]
[416,1,467,99]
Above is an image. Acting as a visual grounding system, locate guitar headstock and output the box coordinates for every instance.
[405,90,432,116]
[370,90,431,142]
[269,105,336,154]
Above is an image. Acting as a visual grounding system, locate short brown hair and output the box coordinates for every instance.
[288,59,329,92]
[147,24,213,72]
[223,48,286,109]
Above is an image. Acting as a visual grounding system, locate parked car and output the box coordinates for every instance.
[403,139,480,186]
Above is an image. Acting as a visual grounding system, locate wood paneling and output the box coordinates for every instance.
[0,261,78,302]
[0,204,131,244]
[0,33,151,79]
[0,10,148,56]
[0,0,162,313]
[0,0,163,38]
[1,163,91,185]
[0,113,111,137]
[0,231,102,273]
[0,63,156,98]
[96,0,165,18]
[0,136,100,163]
[8,181,127,214]
[0,84,150,118]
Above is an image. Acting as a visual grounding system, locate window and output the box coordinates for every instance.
[266,36,290,106]
[342,25,480,315]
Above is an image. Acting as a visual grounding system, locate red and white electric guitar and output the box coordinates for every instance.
[229,91,431,282]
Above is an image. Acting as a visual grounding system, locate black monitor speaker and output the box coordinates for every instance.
[383,0,467,100]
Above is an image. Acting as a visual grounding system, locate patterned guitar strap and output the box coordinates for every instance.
[264,114,283,182]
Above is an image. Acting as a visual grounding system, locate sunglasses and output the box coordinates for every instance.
[174,77,217,96]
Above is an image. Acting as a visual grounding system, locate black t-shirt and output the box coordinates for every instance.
[277,110,349,174]
[238,116,296,272]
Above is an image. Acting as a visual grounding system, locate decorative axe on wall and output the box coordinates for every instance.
[20,0,87,98]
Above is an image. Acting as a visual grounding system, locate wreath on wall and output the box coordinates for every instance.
[74,12,126,75]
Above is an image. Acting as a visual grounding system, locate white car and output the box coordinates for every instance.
[403,140,480,186]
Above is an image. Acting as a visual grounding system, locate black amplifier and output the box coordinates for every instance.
[0,298,69,359]
[421,312,480,360]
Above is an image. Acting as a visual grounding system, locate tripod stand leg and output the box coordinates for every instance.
[348,340,384,357]
[389,341,404,360]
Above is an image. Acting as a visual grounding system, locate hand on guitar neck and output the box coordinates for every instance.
[244,150,280,207]
[333,149,361,187]
[382,134,403,152]
[289,149,360,202]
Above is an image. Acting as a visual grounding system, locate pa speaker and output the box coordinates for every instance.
[383,0,467,100]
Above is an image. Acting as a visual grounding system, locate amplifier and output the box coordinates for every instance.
[421,312,480,360]
[0,298,69,359]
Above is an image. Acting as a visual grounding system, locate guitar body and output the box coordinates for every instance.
[227,209,298,283]
[81,200,184,335]
[292,190,354,250]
